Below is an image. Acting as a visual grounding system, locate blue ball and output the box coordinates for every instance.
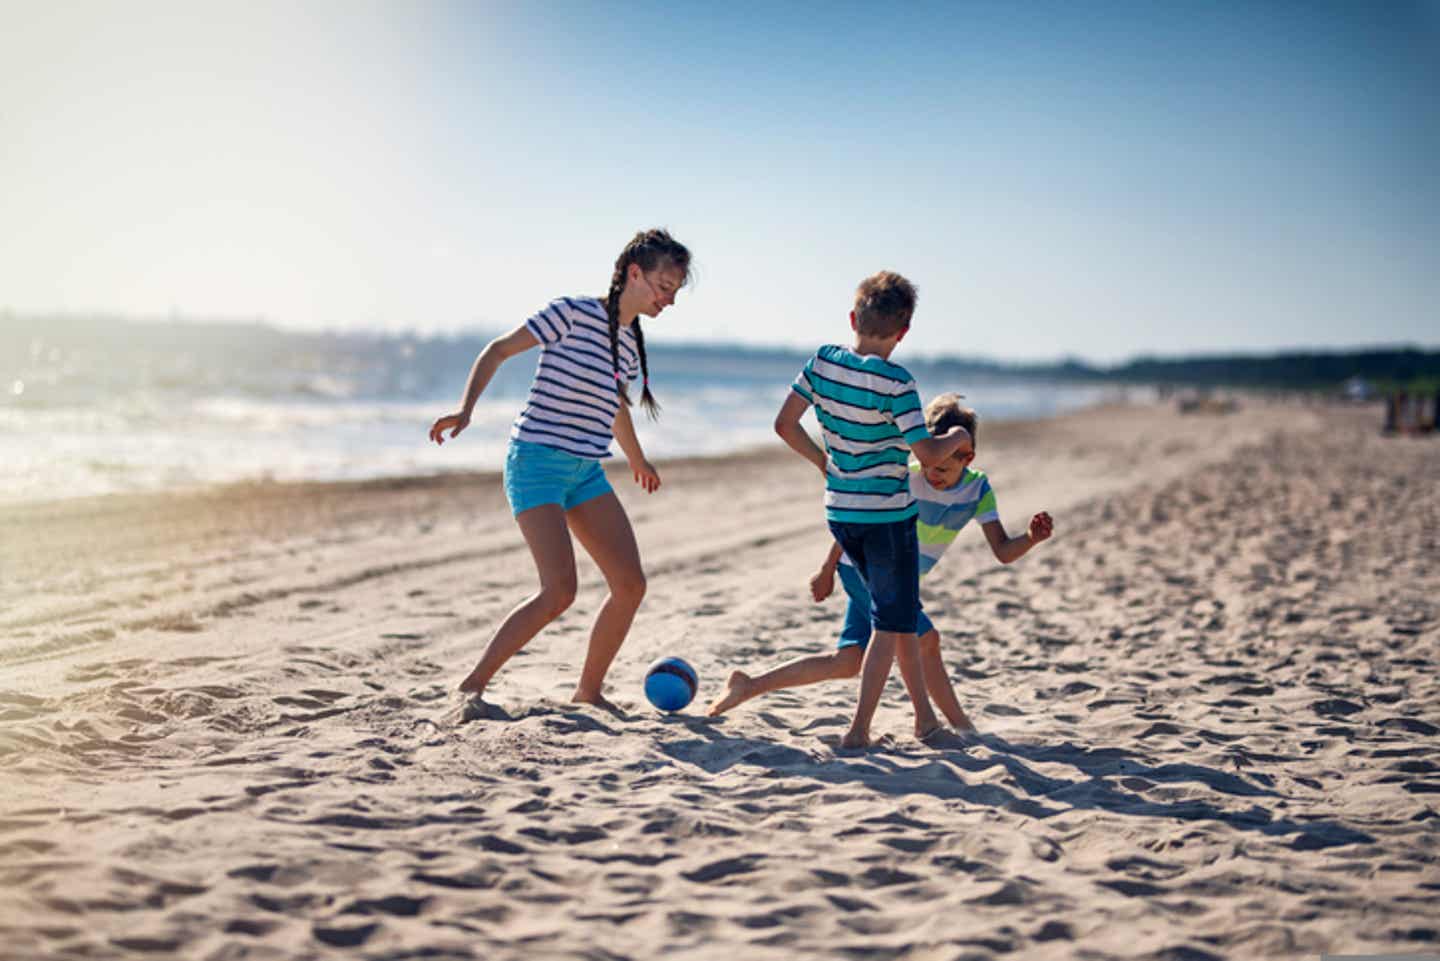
[644,656,698,713]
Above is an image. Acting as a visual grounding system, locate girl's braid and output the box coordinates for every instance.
[632,320,658,418]
[604,252,633,408]
[602,229,691,419]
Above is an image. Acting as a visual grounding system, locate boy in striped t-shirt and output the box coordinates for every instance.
[766,271,972,748]
[708,395,1054,732]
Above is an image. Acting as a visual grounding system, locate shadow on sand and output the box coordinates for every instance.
[657,716,1374,851]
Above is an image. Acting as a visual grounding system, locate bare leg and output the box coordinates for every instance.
[707,646,863,716]
[842,630,898,748]
[459,504,576,696]
[919,630,974,730]
[894,633,942,739]
[566,492,645,707]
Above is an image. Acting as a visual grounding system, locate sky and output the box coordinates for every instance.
[2,0,1437,363]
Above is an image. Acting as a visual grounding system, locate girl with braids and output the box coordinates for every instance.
[428,229,691,711]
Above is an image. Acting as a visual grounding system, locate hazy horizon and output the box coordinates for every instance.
[5,307,1439,369]
[4,1,1437,364]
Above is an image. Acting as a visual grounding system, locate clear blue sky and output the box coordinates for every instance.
[2,0,1436,362]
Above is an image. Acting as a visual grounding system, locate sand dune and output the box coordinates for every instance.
[1,400,1436,960]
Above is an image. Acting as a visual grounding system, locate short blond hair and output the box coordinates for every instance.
[853,271,917,337]
[925,393,977,448]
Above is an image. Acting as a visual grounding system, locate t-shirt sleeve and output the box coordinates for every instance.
[525,300,574,346]
[890,382,931,444]
[791,357,816,403]
[975,477,999,524]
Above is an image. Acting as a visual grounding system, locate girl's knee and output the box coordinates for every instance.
[537,580,578,620]
[610,568,647,606]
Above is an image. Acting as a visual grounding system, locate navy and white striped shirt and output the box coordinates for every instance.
[510,296,638,460]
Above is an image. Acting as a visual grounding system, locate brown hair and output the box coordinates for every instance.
[925,393,978,449]
[853,270,917,337]
[604,229,692,419]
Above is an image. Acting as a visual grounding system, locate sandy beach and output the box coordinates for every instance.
[1,399,1436,961]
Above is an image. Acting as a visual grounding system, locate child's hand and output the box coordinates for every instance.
[809,567,834,602]
[631,458,661,494]
[1028,511,1054,543]
[429,412,469,445]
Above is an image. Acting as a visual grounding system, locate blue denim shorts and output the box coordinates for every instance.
[503,439,613,516]
[827,517,921,637]
[836,562,934,651]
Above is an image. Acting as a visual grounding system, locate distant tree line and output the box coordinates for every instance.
[972,348,1440,392]
[1087,348,1440,391]
[6,314,1436,393]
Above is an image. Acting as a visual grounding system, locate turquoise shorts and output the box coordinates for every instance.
[503,440,613,516]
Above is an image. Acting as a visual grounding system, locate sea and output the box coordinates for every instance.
[1,316,1141,505]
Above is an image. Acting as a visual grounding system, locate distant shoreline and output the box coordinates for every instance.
[4,312,1437,390]
[0,399,1149,513]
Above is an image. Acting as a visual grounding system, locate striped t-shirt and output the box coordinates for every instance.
[841,464,999,577]
[791,345,931,524]
[510,296,638,460]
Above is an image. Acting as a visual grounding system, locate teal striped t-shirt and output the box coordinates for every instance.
[791,345,931,524]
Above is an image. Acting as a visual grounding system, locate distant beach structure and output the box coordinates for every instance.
[1382,390,1438,435]
[1175,390,1240,416]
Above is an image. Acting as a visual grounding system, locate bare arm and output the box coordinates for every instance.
[910,426,973,469]
[774,391,828,476]
[613,401,660,493]
[810,540,845,602]
[981,511,1054,564]
[428,324,539,444]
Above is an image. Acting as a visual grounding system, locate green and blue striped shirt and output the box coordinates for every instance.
[839,464,1000,576]
[792,345,931,524]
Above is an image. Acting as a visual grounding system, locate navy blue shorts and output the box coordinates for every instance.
[827,517,920,635]
[836,562,934,651]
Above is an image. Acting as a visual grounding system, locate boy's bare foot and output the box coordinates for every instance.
[839,728,871,749]
[915,721,944,741]
[920,726,973,749]
[948,713,976,732]
[458,670,485,694]
[706,671,753,716]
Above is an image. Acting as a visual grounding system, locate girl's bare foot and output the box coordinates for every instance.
[458,669,485,694]
[459,695,497,723]
[706,671,753,716]
[839,728,871,749]
[571,690,623,715]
